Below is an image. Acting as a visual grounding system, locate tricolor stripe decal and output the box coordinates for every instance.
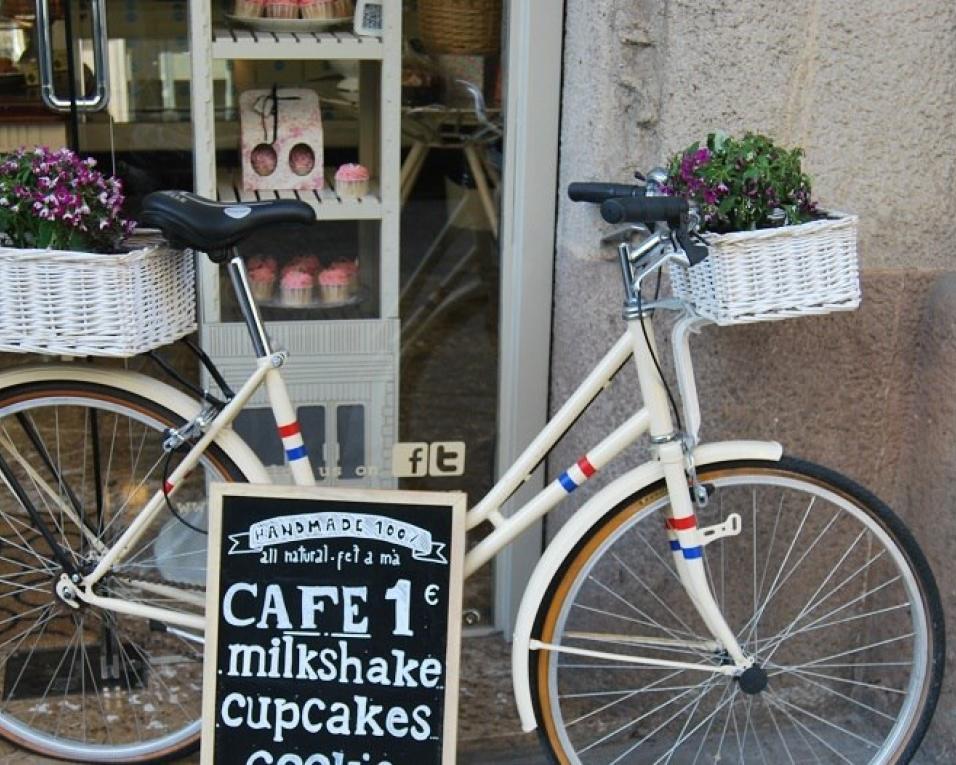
[558,455,599,494]
[277,421,309,462]
[277,422,301,438]
[558,473,578,493]
[666,516,697,531]
[286,445,308,461]
[668,539,704,560]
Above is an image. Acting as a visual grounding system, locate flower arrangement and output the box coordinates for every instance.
[0,146,135,253]
[663,132,817,234]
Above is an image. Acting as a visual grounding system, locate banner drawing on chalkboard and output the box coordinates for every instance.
[227,511,448,563]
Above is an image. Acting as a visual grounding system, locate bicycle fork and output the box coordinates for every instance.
[629,315,752,672]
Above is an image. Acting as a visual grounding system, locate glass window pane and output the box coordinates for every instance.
[232,408,282,466]
[336,405,365,480]
[297,405,327,478]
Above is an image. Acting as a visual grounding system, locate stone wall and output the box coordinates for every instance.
[550,0,956,759]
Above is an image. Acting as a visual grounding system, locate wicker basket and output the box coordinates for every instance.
[418,0,502,54]
[0,244,196,357]
[668,213,860,325]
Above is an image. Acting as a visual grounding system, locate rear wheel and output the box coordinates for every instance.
[0,380,247,762]
[532,458,944,764]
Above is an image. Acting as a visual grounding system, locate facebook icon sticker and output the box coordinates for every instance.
[392,442,467,477]
[392,442,430,477]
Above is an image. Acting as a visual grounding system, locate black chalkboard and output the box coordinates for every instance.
[201,485,466,765]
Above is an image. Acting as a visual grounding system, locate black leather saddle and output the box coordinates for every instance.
[140,191,314,256]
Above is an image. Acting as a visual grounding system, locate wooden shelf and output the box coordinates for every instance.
[213,27,384,61]
[217,168,382,221]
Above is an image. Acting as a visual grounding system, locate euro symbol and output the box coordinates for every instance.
[425,584,440,605]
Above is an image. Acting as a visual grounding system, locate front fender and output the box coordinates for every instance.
[510,439,783,732]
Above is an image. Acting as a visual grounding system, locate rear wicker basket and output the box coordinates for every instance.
[418,0,502,54]
[668,212,860,325]
[0,244,196,357]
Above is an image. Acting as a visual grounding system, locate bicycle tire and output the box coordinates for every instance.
[531,457,944,765]
[0,379,249,762]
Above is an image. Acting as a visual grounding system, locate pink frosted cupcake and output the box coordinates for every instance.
[266,0,299,18]
[280,268,314,306]
[334,163,370,198]
[287,254,321,277]
[330,258,359,285]
[249,264,277,302]
[246,255,277,273]
[235,0,266,17]
[319,261,358,303]
[245,256,277,301]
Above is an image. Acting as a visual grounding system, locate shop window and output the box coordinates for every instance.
[336,405,366,480]
[297,405,327,478]
[233,408,283,466]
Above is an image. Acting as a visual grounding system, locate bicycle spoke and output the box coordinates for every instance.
[768,692,881,748]
[765,691,850,764]
[773,667,903,718]
[612,550,699,638]
[584,576,714,659]
[603,679,721,764]
[764,695,797,765]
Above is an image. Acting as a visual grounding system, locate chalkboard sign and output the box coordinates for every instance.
[201,484,466,765]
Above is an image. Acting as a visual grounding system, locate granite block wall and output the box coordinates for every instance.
[550,0,956,757]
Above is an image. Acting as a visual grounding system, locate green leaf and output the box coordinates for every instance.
[36,220,55,248]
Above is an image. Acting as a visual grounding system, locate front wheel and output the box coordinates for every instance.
[531,457,944,764]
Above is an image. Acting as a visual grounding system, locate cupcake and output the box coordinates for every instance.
[235,0,266,17]
[246,255,277,273]
[266,0,298,18]
[287,254,321,277]
[280,267,314,306]
[318,266,353,303]
[334,163,370,198]
[248,263,277,302]
[330,258,359,287]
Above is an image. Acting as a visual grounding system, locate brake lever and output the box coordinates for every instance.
[675,212,709,266]
[601,223,650,247]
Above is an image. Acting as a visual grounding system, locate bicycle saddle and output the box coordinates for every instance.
[140,191,314,255]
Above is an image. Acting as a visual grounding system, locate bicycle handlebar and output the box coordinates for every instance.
[600,196,689,225]
[567,182,645,203]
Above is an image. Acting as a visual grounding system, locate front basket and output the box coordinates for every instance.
[668,212,861,325]
[0,244,196,358]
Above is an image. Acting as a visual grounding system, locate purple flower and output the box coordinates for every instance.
[0,145,135,251]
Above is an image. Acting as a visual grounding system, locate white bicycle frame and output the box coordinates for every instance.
[0,246,783,734]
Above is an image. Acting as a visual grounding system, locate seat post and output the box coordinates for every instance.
[226,248,273,359]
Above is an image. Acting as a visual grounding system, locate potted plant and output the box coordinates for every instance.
[0,145,134,252]
[661,131,860,325]
[0,146,196,357]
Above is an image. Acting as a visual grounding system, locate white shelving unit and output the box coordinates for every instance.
[188,4,402,487]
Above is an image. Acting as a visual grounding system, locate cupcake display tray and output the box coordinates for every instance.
[226,14,354,33]
[257,286,367,311]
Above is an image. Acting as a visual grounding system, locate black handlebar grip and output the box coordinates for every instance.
[567,182,644,203]
[600,196,689,225]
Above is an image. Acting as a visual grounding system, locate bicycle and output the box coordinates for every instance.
[0,178,942,764]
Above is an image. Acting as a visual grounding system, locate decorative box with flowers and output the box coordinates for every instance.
[663,132,860,325]
[0,147,197,357]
